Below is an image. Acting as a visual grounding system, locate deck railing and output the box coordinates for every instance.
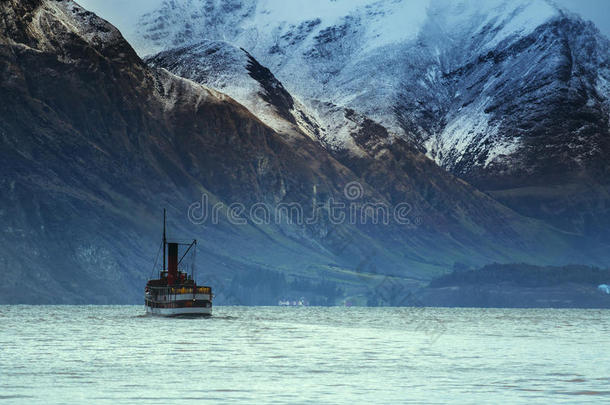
[146,286,211,295]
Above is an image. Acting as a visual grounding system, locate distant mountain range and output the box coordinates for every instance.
[0,0,608,304]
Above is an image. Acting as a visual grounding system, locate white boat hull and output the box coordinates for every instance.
[145,292,212,317]
[145,306,212,317]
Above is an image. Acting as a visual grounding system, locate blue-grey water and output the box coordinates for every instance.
[1,306,609,404]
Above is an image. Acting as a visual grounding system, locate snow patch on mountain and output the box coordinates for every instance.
[147,40,379,155]
[455,0,559,50]
[597,74,610,122]
[147,41,320,141]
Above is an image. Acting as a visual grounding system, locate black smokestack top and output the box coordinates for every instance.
[167,242,178,285]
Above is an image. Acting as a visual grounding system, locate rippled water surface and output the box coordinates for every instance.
[1,306,609,404]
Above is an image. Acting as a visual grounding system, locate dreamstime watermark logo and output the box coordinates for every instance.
[343,180,364,200]
[187,181,421,227]
[194,182,434,344]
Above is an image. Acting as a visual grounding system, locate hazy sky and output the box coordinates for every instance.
[553,0,610,37]
[78,0,610,39]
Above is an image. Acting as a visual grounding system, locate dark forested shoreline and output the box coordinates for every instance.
[420,263,610,308]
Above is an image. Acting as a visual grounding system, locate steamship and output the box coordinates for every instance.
[145,210,212,317]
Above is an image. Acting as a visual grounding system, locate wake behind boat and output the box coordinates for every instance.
[145,210,212,317]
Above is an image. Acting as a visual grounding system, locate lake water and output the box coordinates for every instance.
[1,306,609,404]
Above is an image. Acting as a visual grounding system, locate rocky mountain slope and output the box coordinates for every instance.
[0,0,599,303]
[0,0,360,302]
[125,0,610,239]
[146,41,393,155]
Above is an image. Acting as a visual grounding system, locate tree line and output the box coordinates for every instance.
[429,263,610,288]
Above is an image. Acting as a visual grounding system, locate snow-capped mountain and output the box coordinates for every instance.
[131,0,609,180]
[146,41,322,143]
[146,40,395,155]
[88,0,610,237]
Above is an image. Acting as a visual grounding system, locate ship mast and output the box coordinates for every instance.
[162,208,166,274]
